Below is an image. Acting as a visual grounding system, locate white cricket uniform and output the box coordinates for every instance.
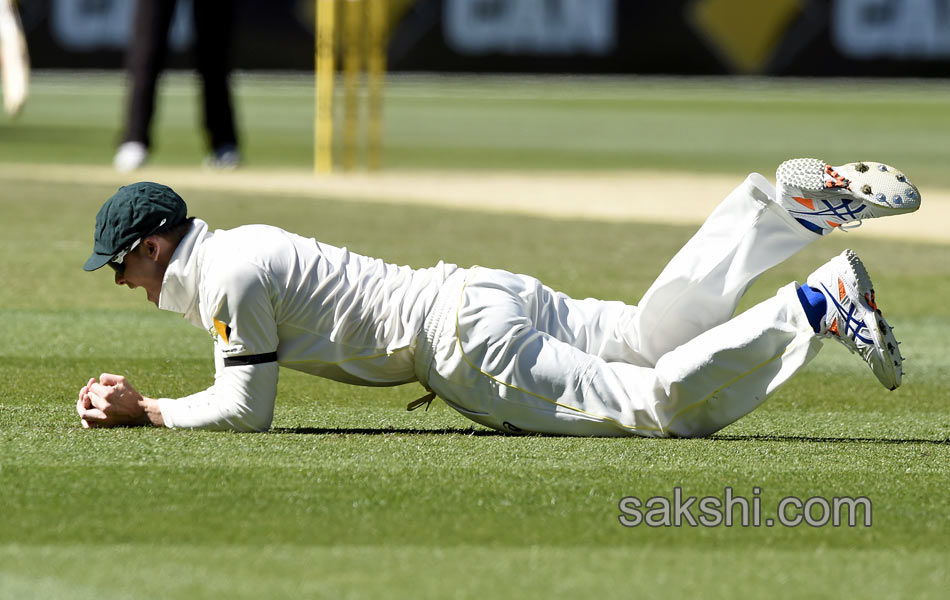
[157,173,821,437]
[156,219,459,431]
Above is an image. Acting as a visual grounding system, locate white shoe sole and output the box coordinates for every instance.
[845,251,903,390]
[777,158,920,226]
[808,249,903,390]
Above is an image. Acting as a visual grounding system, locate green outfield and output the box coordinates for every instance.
[0,74,948,599]
[7,72,950,185]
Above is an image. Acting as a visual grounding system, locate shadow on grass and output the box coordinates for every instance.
[711,434,950,445]
[271,426,507,436]
[272,427,949,444]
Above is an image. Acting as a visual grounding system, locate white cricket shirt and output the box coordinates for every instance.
[155,219,459,431]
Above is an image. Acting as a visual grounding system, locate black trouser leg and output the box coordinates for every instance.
[193,0,238,151]
[121,0,178,148]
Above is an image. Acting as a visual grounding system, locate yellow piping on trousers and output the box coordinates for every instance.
[663,347,789,434]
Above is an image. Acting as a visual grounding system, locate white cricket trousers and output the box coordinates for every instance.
[413,174,824,438]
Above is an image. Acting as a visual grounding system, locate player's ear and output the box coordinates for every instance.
[143,237,161,261]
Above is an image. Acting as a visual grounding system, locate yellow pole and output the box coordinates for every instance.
[342,0,362,172]
[315,0,336,174]
[366,0,386,171]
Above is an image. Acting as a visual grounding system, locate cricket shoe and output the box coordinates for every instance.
[777,158,920,235]
[807,249,903,390]
[113,141,148,172]
[203,144,241,170]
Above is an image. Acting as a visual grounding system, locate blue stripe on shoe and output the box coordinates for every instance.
[795,217,826,235]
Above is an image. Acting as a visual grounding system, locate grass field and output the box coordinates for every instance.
[6,72,950,185]
[1,73,948,599]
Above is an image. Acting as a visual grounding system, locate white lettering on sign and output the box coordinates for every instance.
[51,0,193,51]
[444,0,617,56]
[832,0,950,59]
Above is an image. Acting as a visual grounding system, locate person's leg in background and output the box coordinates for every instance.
[115,0,178,172]
[193,0,240,168]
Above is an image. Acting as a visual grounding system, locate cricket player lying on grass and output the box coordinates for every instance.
[77,159,919,437]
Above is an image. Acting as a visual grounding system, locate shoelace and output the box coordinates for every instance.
[407,388,438,412]
[837,219,863,231]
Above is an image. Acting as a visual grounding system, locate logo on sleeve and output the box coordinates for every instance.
[212,318,232,345]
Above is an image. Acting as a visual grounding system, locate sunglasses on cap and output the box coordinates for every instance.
[106,218,167,275]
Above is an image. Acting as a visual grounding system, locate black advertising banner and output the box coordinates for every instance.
[17,0,950,77]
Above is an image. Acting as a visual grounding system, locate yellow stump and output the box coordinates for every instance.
[314,0,336,174]
[315,0,386,173]
[342,0,362,172]
[366,0,386,171]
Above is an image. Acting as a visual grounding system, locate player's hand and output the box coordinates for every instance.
[76,377,97,428]
[78,373,149,428]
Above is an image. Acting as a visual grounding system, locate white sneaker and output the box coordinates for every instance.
[203,144,240,170]
[807,249,903,390]
[777,158,920,235]
[113,141,148,172]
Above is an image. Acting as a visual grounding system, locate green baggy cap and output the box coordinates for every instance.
[83,182,188,271]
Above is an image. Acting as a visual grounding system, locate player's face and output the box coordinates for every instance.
[112,239,165,307]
